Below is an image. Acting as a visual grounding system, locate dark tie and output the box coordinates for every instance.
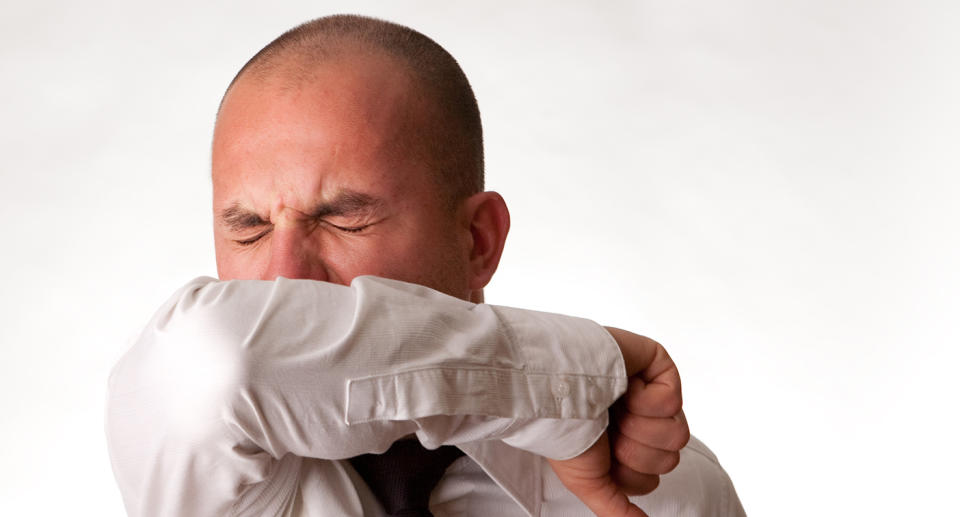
[349,439,464,517]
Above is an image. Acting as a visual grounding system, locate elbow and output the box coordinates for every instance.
[108,283,253,445]
[105,279,272,513]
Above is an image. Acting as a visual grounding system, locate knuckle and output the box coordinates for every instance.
[660,394,683,416]
[668,422,691,451]
[639,334,660,348]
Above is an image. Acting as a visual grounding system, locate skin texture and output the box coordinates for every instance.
[214,52,483,299]
[212,48,687,517]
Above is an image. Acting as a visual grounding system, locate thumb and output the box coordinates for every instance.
[548,434,650,517]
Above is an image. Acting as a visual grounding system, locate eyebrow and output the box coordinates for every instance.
[220,205,268,231]
[219,190,384,232]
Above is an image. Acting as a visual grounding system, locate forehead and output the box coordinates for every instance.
[211,53,435,211]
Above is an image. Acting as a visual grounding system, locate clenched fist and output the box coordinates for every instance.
[549,328,688,516]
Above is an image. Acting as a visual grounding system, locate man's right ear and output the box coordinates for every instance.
[460,191,510,292]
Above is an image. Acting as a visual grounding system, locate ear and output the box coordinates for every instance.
[460,191,510,293]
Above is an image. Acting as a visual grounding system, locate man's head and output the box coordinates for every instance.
[212,15,509,301]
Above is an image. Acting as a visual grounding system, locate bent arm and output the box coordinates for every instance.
[106,276,626,515]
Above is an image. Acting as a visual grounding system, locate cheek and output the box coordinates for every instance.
[214,240,262,280]
[214,238,237,280]
[322,235,419,282]
[381,223,469,296]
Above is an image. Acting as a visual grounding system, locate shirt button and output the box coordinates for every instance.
[553,381,570,398]
[588,385,599,405]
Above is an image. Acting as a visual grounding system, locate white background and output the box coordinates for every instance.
[2,1,957,515]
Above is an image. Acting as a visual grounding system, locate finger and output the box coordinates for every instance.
[605,329,682,417]
[574,476,650,517]
[611,462,660,496]
[606,330,675,381]
[547,434,650,517]
[606,329,657,375]
[617,410,690,451]
[612,433,681,475]
[623,370,683,418]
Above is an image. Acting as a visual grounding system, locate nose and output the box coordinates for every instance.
[260,219,330,282]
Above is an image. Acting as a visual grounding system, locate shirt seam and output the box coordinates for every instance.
[347,365,627,382]
[488,305,527,372]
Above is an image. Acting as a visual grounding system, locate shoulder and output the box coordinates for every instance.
[628,434,746,517]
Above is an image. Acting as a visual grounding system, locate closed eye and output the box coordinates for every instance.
[234,229,272,246]
[327,223,371,233]
[234,223,368,245]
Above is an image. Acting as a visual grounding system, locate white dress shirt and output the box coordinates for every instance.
[106,276,744,516]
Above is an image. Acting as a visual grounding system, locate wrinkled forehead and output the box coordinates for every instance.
[211,53,437,209]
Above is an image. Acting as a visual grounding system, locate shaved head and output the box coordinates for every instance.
[218,14,484,208]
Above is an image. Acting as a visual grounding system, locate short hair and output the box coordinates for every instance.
[221,14,484,207]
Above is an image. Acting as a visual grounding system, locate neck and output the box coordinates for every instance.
[469,289,484,304]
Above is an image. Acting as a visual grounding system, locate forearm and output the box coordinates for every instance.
[106,275,627,513]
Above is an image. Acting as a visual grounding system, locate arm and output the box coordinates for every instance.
[106,275,627,516]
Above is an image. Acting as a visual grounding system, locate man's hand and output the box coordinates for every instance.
[548,328,688,516]
[608,328,689,496]
[548,432,649,517]
[609,378,688,495]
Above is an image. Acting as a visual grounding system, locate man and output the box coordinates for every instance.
[106,15,743,517]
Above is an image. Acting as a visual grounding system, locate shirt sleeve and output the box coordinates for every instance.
[105,275,627,516]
